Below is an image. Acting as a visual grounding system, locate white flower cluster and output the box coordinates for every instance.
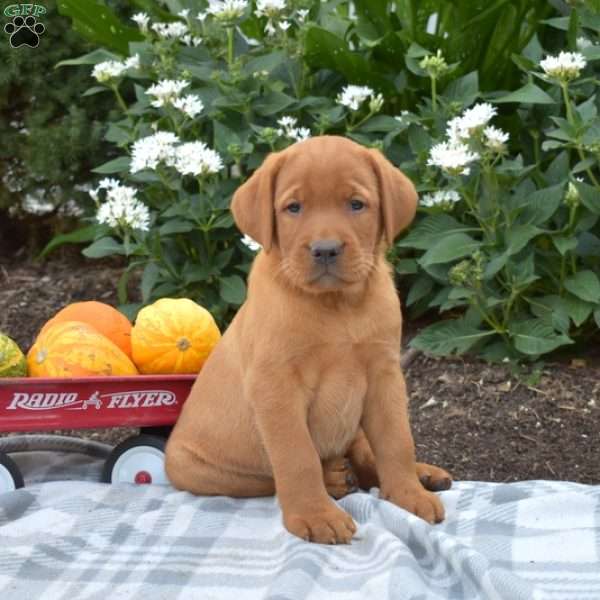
[151,21,189,39]
[145,80,204,119]
[130,132,223,178]
[241,234,261,252]
[146,79,189,107]
[92,55,140,83]
[207,0,248,20]
[483,125,509,152]
[420,190,461,210]
[255,0,286,18]
[296,8,309,22]
[427,142,479,177]
[132,12,201,45]
[336,85,384,112]
[428,102,509,176]
[131,132,181,173]
[276,115,311,142]
[182,33,203,47]
[91,178,150,231]
[172,94,204,118]
[540,51,587,82]
[576,37,593,51]
[172,142,224,176]
[132,12,150,33]
[254,0,288,35]
[446,103,497,143]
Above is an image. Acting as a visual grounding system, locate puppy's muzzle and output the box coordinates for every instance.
[309,239,344,266]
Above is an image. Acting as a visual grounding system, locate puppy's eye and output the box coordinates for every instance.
[286,202,302,214]
[349,199,365,212]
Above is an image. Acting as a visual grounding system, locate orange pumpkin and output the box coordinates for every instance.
[28,320,138,377]
[131,298,221,374]
[40,301,132,359]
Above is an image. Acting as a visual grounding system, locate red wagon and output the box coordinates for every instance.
[0,375,196,492]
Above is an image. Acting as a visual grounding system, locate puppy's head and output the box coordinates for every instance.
[231,135,417,294]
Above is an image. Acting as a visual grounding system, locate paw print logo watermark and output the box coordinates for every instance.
[3,3,46,48]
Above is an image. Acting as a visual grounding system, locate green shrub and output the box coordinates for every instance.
[0,0,125,227]
[51,0,600,360]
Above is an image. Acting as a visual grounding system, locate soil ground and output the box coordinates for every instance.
[0,247,598,484]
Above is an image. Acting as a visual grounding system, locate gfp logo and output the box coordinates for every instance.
[4,4,46,48]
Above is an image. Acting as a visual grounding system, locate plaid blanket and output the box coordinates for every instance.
[0,451,599,599]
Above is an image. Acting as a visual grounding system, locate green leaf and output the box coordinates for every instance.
[406,124,432,154]
[219,275,246,305]
[253,91,296,117]
[82,86,110,97]
[542,16,569,30]
[215,248,235,269]
[576,181,600,214]
[505,225,541,255]
[562,293,594,326]
[213,121,241,157]
[105,124,132,146]
[304,26,395,95]
[528,295,570,333]
[395,258,418,275]
[357,115,403,133]
[582,45,600,61]
[159,220,195,235]
[483,251,509,279]
[493,82,555,105]
[552,235,578,256]
[511,319,573,355]
[594,308,600,329]
[398,214,476,249]
[57,0,143,55]
[442,71,479,106]
[564,270,600,303]
[242,51,287,77]
[576,232,600,256]
[39,225,107,258]
[512,184,564,226]
[409,319,495,356]
[406,276,434,307]
[92,156,131,174]
[212,213,235,229]
[119,303,142,323]
[183,263,215,284]
[419,233,480,267]
[82,237,125,258]
[141,262,160,303]
[55,48,120,68]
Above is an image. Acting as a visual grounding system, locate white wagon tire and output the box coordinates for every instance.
[0,451,24,493]
[102,435,168,485]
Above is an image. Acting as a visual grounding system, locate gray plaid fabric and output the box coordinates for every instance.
[1,451,599,599]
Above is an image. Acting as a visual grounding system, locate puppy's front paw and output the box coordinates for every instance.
[380,483,445,524]
[284,502,357,544]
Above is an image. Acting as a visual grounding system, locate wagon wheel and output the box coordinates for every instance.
[102,434,168,485]
[0,451,24,493]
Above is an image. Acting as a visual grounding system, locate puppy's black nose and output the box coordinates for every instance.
[310,239,344,265]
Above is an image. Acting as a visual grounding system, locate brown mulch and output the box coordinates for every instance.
[0,250,598,484]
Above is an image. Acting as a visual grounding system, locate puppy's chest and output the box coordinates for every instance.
[301,345,369,460]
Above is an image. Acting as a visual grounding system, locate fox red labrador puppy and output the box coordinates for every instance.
[166,135,452,544]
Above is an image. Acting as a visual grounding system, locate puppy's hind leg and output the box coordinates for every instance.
[165,440,276,497]
[322,457,359,499]
[347,427,452,492]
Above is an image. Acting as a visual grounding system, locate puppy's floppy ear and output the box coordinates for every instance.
[231,152,284,253]
[367,148,418,246]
